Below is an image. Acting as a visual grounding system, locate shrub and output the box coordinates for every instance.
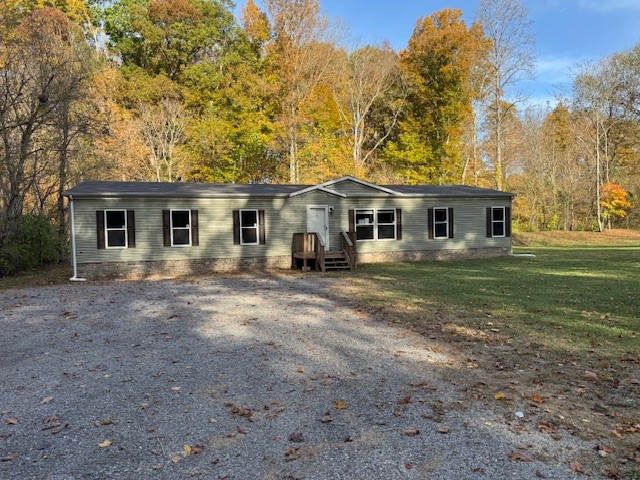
[0,215,64,276]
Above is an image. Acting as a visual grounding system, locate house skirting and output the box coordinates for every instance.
[76,247,510,280]
[356,247,511,264]
[77,256,292,280]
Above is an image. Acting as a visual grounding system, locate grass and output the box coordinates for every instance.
[342,232,640,356]
[0,262,71,290]
[338,230,640,476]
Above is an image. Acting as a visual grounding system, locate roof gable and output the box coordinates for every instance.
[289,176,401,198]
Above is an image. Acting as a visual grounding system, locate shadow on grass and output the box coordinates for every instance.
[347,246,640,356]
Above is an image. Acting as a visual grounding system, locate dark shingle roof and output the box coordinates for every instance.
[383,185,513,197]
[64,181,307,198]
[64,180,513,198]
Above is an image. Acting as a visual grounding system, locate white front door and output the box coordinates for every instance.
[307,206,329,249]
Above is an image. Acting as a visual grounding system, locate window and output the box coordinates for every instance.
[240,209,259,245]
[105,210,127,248]
[163,209,198,247]
[433,208,448,239]
[486,206,510,238]
[428,207,453,240]
[171,210,191,246]
[233,210,266,245]
[377,210,396,240]
[355,209,374,240]
[354,209,398,241]
[97,210,135,249]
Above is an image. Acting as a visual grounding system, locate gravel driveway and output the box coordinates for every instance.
[1,273,587,479]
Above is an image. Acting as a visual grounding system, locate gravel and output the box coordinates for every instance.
[0,273,591,479]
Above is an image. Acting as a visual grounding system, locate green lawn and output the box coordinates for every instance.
[345,244,640,356]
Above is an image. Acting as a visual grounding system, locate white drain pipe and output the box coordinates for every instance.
[68,195,86,282]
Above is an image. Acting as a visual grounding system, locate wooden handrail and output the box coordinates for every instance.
[340,231,357,270]
[292,232,325,271]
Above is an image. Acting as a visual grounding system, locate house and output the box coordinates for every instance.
[63,176,513,280]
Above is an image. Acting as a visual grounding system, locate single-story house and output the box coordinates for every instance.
[63,176,513,280]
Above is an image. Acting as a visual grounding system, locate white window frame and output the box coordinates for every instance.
[492,206,506,238]
[433,207,449,240]
[355,208,396,241]
[170,209,192,247]
[240,209,259,246]
[376,209,397,241]
[105,209,127,249]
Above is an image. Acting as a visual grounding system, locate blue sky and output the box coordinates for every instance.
[237,0,640,106]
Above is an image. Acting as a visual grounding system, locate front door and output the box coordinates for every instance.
[306,206,329,250]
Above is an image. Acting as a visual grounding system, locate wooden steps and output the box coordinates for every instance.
[323,251,351,271]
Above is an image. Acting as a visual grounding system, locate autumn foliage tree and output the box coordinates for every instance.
[600,182,632,228]
[384,9,490,184]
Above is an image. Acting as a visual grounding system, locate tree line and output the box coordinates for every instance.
[0,0,638,272]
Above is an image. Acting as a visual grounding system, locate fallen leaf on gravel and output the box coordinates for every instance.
[41,415,67,434]
[531,394,544,403]
[96,418,114,426]
[191,445,203,454]
[5,418,18,425]
[284,446,300,461]
[508,450,533,462]
[183,444,192,456]
[570,460,584,473]
[495,392,505,401]
[98,440,113,448]
[1,452,19,462]
[0,433,11,440]
[606,468,622,479]
[334,400,347,410]
[40,396,53,405]
[397,396,412,405]
[320,414,332,423]
[583,371,599,382]
[296,368,304,374]
[596,445,613,457]
[437,426,450,434]
[405,463,413,469]
[405,428,420,436]
[289,432,304,443]
[225,403,253,418]
[171,387,181,393]
[171,455,182,463]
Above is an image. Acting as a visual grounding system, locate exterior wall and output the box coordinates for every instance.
[71,186,512,273]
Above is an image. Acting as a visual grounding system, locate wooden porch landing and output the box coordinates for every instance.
[292,232,356,272]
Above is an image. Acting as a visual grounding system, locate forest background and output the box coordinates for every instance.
[0,0,638,273]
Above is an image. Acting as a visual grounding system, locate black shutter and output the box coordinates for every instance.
[96,211,105,249]
[427,208,434,240]
[191,210,199,246]
[486,208,493,237]
[505,207,512,237]
[448,207,454,239]
[348,209,355,233]
[258,210,266,244]
[233,210,240,245]
[127,210,136,248]
[395,208,402,240]
[163,210,171,246]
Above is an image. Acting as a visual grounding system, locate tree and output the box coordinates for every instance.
[385,9,490,184]
[0,8,95,240]
[264,0,340,183]
[600,182,631,228]
[103,0,238,82]
[475,0,535,190]
[332,44,404,177]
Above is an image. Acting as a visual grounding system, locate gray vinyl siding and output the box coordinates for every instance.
[329,180,391,196]
[72,192,510,264]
